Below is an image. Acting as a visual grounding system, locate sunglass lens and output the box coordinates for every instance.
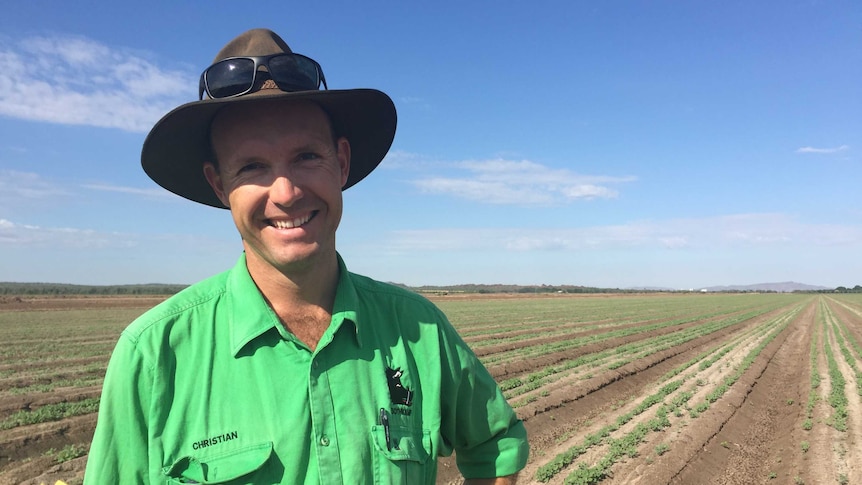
[205,58,256,98]
[269,55,319,91]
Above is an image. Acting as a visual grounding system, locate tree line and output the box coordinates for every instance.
[404,283,638,294]
[820,285,862,294]
[2,282,859,296]
[0,282,188,295]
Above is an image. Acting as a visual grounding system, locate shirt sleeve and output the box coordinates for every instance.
[438,316,529,479]
[84,332,154,484]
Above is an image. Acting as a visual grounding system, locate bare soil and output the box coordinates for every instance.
[2,294,859,485]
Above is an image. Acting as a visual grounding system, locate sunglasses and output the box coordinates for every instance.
[198,53,328,100]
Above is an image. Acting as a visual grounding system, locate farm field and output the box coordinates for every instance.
[2,292,862,484]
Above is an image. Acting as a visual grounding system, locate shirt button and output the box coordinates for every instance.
[313,361,320,369]
[320,436,330,447]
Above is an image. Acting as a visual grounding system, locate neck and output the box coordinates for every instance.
[245,250,340,312]
[244,250,340,351]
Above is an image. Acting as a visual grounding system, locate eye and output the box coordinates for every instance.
[236,161,264,174]
[298,152,320,161]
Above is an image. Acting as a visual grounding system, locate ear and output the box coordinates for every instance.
[336,136,351,188]
[203,162,231,208]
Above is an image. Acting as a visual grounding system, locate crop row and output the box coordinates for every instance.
[503,303,788,404]
[532,299,804,483]
[446,294,793,344]
[828,302,862,396]
[482,299,792,367]
[820,301,851,432]
[804,297,862,484]
[565,303,800,483]
[803,316,820,431]
[0,397,100,431]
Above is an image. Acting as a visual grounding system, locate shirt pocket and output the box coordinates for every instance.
[162,442,273,484]
[370,424,432,485]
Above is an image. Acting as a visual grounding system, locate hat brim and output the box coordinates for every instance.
[141,88,396,208]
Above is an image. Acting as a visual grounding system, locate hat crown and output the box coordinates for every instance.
[213,28,294,62]
[142,29,397,208]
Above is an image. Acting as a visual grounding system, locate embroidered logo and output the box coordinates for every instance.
[386,367,413,407]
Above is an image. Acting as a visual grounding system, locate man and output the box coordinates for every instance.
[84,29,528,484]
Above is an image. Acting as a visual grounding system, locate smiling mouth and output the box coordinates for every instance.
[268,211,316,229]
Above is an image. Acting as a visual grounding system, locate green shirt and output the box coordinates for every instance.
[84,254,528,484]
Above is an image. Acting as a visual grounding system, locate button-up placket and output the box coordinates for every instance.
[308,335,343,484]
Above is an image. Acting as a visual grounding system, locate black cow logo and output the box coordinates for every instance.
[386,367,413,406]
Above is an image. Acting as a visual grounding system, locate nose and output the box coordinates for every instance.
[269,173,302,206]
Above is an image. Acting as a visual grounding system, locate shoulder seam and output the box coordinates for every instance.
[350,273,436,304]
[124,287,228,342]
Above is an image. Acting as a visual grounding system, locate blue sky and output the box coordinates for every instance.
[0,1,859,289]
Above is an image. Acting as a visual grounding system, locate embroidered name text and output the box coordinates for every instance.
[192,430,239,450]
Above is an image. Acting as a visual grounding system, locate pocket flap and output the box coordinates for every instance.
[371,425,431,463]
[164,442,273,483]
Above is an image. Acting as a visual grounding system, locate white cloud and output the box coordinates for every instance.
[0,169,70,203]
[399,96,430,110]
[796,145,849,154]
[0,218,235,254]
[0,218,136,249]
[82,183,172,198]
[0,34,193,132]
[411,157,636,206]
[383,213,862,253]
[0,171,173,214]
[379,149,430,170]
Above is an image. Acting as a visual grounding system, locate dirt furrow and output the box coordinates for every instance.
[438,308,775,485]
[469,313,720,356]
[0,386,102,419]
[485,308,770,380]
[607,299,809,485]
[507,304,801,485]
[0,369,105,394]
[828,297,862,356]
[1,454,90,485]
[2,293,838,485]
[0,413,96,470]
[0,357,107,375]
[598,302,804,484]
[821,301,862,485]
[802,308,839,484]
[461,317,616,343]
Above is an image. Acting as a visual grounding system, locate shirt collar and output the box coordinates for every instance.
[331,253,364,348]
[228,253,364,356]
[227,253,283,357]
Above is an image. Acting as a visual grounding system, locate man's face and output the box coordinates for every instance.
[204,100,350,277]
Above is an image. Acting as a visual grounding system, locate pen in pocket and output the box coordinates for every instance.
[379,407,392,451]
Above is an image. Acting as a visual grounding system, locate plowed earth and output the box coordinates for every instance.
[2,293,861,485]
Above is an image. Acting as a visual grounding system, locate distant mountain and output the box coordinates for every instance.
[700,282,829,293]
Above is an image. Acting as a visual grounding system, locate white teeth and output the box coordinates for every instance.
[271,214,312,229]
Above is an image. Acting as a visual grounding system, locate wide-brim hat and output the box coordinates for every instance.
[141,28,397,208]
